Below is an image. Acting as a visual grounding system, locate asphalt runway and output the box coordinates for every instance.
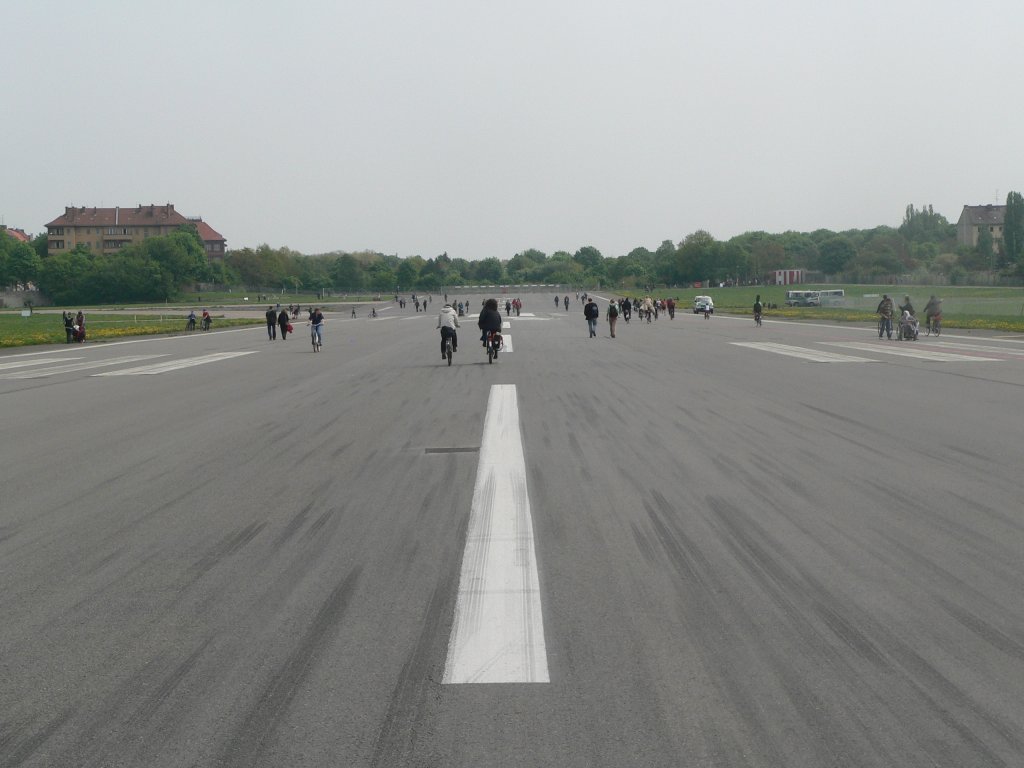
[2,296,1023,767]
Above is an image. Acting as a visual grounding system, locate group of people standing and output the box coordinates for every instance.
[62,311,85,343]
[876,293,942,339]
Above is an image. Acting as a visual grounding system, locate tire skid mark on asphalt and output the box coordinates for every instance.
[219,569,362,766]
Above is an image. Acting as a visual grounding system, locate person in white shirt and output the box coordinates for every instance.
[436,303,460,358]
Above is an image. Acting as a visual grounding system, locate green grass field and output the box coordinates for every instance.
[0,312,261,348]
[645,284,1024,332]
[5,284,1024,347]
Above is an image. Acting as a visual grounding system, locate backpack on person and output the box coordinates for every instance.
[608,303,618,317]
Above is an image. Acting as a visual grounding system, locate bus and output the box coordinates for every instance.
[818,289,845,305]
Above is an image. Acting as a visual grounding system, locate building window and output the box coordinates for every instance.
[51,240,64,249]
[51,227,64,235]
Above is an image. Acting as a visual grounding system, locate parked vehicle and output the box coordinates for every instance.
[692,296,714,314]
[785,290,820,307]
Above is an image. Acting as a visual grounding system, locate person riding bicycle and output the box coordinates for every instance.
[478,298,503,347]
[753,295,763,324]
[187,309,197,330]
[309,307,325,346]
[876,294,895,339]
[436,302,460,358]
[923,294,942,330]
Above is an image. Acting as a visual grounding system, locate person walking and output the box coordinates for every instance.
[63,311,75,343]
[265,305,277,340]
[584,297,600,337]
[278,307,290,340]
[606,299,619,338]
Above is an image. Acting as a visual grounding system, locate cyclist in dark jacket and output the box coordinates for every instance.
[478,298,503,345]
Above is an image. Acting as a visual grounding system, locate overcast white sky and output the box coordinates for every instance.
[4,0,1023,259]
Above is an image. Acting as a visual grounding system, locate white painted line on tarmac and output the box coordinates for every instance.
[501,335,513,353]
[94,351,257,375]
[732,342,875,363]
[1,355,166,379]
[0,349,84,359]
[923,341,1024,357]
[0,357,83,372]
[443,384,548,685]
[821,342,1001,362]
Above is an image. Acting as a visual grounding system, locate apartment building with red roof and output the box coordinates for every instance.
[45,204,226,261]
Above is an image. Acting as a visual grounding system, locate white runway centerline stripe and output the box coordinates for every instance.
[0,355,165,379]
[443,384,548,684]
[732,342,876,363]
[94,351,257,375]
[821,342,1001,362]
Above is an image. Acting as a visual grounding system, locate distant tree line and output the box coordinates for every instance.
[218,198,1023,294]
[6,197,1023,304]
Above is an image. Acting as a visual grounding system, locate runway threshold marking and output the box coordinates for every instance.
[923,340,1024,358]
[731,342,875,363]
[0,354,166,379]
[0,357,83,372]
[93,351,257,375]
[821,342,1001,362]
[443,384,549,684]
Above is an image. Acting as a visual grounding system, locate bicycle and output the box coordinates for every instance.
[485,330,502,363]
[310,322,323,352]
[926,313,941,336]
[185,317,196,331]
[200,316,212,331]
[754,311,762,327]
[444,334,454,365]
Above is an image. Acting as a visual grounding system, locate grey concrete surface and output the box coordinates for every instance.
[2,298,1023,767]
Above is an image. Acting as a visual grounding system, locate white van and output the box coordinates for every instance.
[693,296,714,314]
[785,290,820,307]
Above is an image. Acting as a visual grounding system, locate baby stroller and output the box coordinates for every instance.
[897,311,919,341]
